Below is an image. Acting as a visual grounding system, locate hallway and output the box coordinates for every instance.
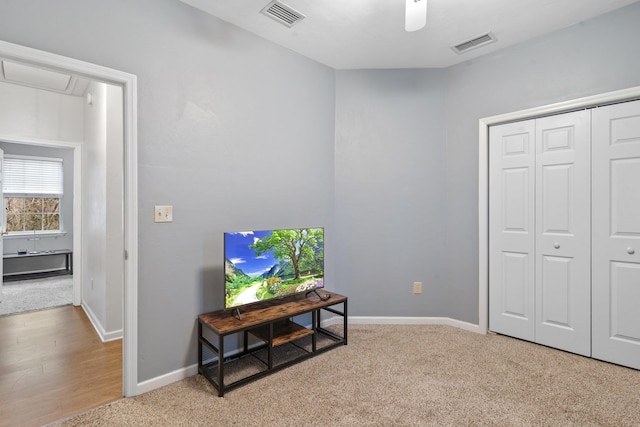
[0,305,122,426]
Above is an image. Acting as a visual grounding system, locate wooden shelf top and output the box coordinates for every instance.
[249,321,314,346]
[199,291,347,335]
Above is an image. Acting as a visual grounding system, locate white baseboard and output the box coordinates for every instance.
[102,328,124,342]
[81,303,124,342]
[348,316,483,334]
[137,364,199,395]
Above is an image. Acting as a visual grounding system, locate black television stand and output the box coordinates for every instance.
[198,291,347,396]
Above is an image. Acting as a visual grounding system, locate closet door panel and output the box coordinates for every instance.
[535,111,591,356]
[611,158,640,234]
[593,100,640,369]
[489,121,535,341]
[540,255,573,325]
[609,262,640,339]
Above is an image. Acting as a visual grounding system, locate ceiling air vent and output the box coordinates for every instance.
[260,0,306,28]
[2,60,72,91]
[451,32,497,54]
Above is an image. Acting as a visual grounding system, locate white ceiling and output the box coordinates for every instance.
[180,0,640,69]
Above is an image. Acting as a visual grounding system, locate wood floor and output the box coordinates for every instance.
[0,305,122,427]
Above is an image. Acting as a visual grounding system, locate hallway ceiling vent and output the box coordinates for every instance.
[2,60,71,91]
[451,32,497,54]
[0,59,89,96]
[260,0,306,28]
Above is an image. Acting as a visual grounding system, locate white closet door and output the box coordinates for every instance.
[489,120,536,341]
[592,100,640,370]
[534,111,591,356]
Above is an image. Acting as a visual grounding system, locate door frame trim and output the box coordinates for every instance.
[478,85,640,334]
[0,39,139,396]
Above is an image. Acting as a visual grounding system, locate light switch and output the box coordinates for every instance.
[155,205,173,223]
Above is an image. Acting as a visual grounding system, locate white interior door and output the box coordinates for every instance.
[534,111,591,356]
[592,99,640,370]
[489,120,536,341]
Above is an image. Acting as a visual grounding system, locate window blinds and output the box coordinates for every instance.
[3,155,63,196]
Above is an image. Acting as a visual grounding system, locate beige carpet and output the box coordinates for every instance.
[55,325,640,426]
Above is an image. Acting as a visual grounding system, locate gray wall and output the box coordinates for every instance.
[332,1,640,322]
[334,69,447,316]
[0,0,335,382]
[443,3,640,323]
[2,0,640,385]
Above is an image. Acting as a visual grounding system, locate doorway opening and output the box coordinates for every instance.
[0,141,76,316]
[0,39,139,397]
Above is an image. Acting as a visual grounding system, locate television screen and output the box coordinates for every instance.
[224,227,324,309]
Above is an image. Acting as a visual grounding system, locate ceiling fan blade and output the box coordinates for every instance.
[405,0,427,32]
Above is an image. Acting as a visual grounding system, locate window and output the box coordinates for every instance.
[3,155,63,234]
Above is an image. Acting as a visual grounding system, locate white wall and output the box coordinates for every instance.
[82,81,123,340]
[105,84,123,335]
[82,81,107,332]
[0,81,77,261]
[0,82,83,142]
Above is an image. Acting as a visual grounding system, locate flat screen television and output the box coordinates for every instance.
[224,227,325,310]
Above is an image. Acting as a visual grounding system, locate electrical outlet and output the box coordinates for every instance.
[155,205,173,223]
[413,281,422,294]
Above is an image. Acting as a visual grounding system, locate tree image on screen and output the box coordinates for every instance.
[225,228,324,308]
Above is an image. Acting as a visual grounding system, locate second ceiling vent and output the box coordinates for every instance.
[451,32,498,54]
[260,0,306,28]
